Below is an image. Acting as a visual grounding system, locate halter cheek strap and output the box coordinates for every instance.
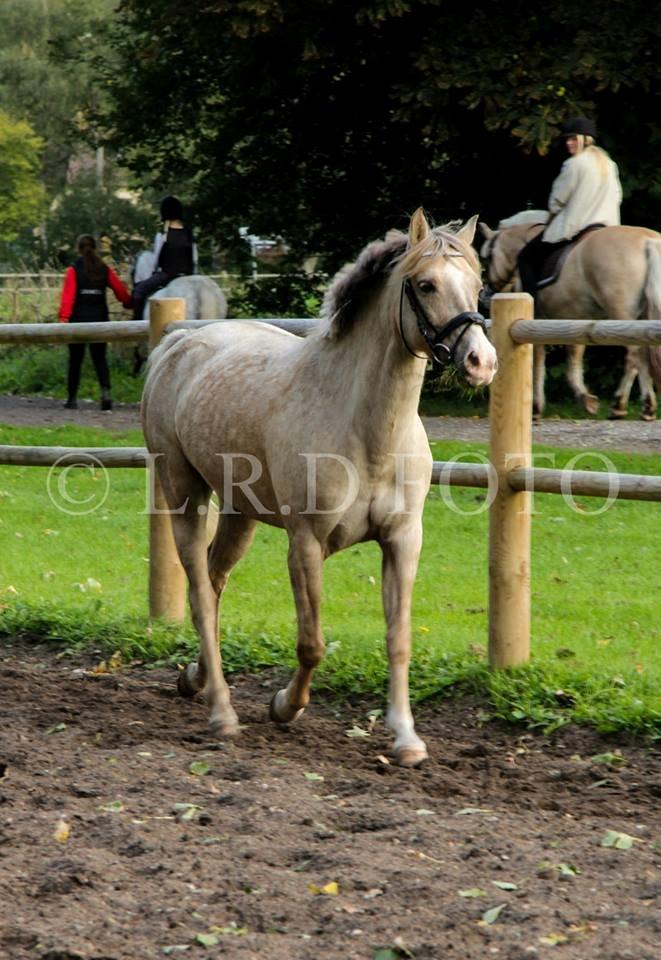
[399,279,487,368]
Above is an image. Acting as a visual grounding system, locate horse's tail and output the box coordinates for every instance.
[643,238,661,389]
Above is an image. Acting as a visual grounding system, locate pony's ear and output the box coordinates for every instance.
[456,214,479,246]
[478,221,495,240]
[408,207,431,246]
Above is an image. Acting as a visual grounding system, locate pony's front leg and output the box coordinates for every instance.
[566,344,599,415]
[270,532,325,724]
[381,525,428,767]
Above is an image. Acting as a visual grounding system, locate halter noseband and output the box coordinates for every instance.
[399,278,487,368]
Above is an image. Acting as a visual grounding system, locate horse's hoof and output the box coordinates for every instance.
[394,745,428,768]
[608,406,628,420]
[269,690,305,725]
[177,664,199,699]
[640,411,656,422]
[208,719,241,740]
[582,394,600,416]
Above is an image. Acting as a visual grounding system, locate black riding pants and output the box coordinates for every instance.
[67,341,110,399]
[132,270,170,322]
[517,234,566,296]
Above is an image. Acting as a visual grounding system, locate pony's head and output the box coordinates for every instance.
[321,209,497,386]
[397,209,497,386]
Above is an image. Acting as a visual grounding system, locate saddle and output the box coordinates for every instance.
[536,223,606,290]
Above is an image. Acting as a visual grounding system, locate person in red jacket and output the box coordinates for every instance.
[58,234,133,410]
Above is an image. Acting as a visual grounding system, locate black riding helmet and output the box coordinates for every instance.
[560,116,597,139]
[160,195,184,220]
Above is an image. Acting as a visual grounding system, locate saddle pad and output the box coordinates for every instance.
[537,223,606,289]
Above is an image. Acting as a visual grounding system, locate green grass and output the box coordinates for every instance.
[0,423,658,736]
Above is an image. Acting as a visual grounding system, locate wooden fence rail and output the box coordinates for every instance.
[0,295,659,671]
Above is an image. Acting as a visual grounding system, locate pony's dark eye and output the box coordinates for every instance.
[418,280,435,294]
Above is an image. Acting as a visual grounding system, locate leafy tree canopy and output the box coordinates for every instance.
[0,0,118,191]
[95,1,660,266]
[0,110,46,251]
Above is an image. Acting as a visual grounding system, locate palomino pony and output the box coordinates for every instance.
[479,214,661,419]
[142,210,497,767]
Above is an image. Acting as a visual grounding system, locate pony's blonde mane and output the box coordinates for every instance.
[319,223,480,339]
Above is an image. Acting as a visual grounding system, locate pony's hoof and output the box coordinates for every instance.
[582,394,600,416]
[608,406,628,420]
[177,664,199,699]
[640,410,656,422]
[394,745,428,768]
[208,719,241,740]
[269,690,305,725]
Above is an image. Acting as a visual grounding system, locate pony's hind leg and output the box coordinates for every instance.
[566,344,599,415]
[609,347,639,419]
[179,512,258,712]
[532,345,546,419]
[270,531,324,725]
[161,465,240,738]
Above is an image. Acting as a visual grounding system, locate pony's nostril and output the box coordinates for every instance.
[468,350,479,367]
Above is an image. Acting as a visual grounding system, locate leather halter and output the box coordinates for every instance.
[399,278,487,368]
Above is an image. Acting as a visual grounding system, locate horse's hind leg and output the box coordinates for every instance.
[635,351,657,421]
[609,347,639,419]
[532,345,546,419]
[179,512,258,718]
[566,344,599,415]
[159,463,239,737]
[270,531,324,724]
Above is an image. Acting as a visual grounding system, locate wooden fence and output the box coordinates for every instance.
[0,294,659,668]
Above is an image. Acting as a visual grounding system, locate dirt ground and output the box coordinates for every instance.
[1,399,659,958]
[0,639,659,960]
[1,393,661,454]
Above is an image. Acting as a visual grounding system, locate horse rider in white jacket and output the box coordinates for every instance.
[518,116,622,295]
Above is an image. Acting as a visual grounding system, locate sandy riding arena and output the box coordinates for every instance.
[0,639,658,960]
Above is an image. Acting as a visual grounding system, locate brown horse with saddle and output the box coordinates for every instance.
[479,212,661,420]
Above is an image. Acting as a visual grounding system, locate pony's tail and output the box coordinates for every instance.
[643,238,661,390]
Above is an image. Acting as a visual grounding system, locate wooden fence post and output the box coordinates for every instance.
[488,293,534,667]
[148,298,187,621]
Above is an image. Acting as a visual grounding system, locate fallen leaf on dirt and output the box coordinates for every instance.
[209,922,248,936]
[172,803,203,821]
[53,818,70,842]
[539,932,569,946]
[458,888,487,898]
[601,829,640,850]
[98,800,124,813]
[346,725,370,738]
[415,808,435,816]
[492,881,518,891]
[45,722,66,735]
[189,760,211,777]
[304,772,324,781]
[161,946,191,955]
[92,650,122,674]
[456,807,492,816]
[591,751,626,767]
[479,903,507,925]
[195,932,219,947]
[308,881,339,895]
[363,888,384,899]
